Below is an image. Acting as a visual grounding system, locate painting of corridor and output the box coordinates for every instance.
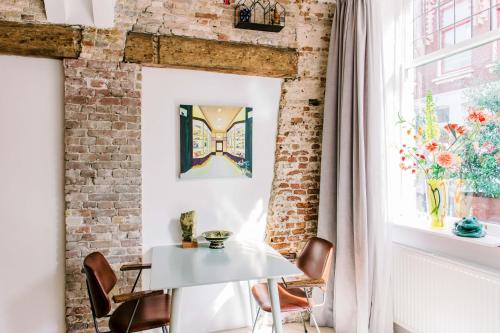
[179,105,253,179]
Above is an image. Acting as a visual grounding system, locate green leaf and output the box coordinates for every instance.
[424,91,440,141]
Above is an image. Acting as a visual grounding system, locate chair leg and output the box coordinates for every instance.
[162,325,168,333]
[251,307,261,333]
[299,312,308,333]
[309,311,320,333]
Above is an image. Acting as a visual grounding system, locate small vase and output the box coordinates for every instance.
[453,179,473,218]
[426,178,447,229]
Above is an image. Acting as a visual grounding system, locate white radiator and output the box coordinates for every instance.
[393,245,500,333]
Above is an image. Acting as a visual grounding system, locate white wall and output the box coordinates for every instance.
[0,56,65,332]
[142,68,282,332]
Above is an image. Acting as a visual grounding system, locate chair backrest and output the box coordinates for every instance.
[296,237,334,282]
[83,252,117,318]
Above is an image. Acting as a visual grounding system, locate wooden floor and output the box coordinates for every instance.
[218,323,335,333]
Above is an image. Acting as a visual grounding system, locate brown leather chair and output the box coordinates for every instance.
[251,237,334,333]
[83,252,170,333]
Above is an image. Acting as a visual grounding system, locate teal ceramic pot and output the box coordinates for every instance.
[453,217,486,238]
[201,230,233,249]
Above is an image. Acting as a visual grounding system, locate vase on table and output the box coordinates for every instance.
[426,178,447,229]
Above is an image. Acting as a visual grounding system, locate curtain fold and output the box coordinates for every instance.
[315,0,393,332]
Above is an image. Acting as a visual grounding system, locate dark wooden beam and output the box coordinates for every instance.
[124,32,298,78]
[0,21,82,59]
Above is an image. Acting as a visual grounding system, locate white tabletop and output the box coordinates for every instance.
[150,240,302,289]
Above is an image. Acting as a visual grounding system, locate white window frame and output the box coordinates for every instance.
[408,1,500,69]
[393,0,500,226]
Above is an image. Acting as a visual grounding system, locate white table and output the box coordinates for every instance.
[150,241,302,333]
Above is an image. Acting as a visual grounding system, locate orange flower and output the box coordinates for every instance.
[444,123,458,131]
[444,123,467,136]
[456,125,466,135]
[425,141,439,152]
[467,109,490,124]
[436,151,456,168]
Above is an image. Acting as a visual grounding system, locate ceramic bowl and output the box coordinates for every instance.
[201,230,233,249]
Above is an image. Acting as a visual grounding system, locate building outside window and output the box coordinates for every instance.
[399,0,500,223]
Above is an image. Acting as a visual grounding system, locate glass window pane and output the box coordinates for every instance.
[425,30,440,53]
[494,6,500,30]
[414,38,426,57]
[455,19,472,43]
[424,8,439,35]
[472,0,490,14]
[442,51,472,72]
[440,2,455,28]
[472,10,491,37]
[455,0,472,22]
[441,26,455,47]
[414,0,424,18]
[409,41,500,223]
[425,0,439,12]
[414,16,424,40]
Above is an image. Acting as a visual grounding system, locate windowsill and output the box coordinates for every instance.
[392,216,500,248]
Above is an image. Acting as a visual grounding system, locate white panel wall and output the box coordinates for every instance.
[0,56,65,332]
[142,68,282,332]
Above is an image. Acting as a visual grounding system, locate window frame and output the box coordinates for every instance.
[409,1,500,69]
[394,0,500,226]
[438,19,473,75]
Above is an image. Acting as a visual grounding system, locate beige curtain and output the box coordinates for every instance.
[315,0,393,332]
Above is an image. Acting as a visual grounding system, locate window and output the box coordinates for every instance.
[398,0,500,224]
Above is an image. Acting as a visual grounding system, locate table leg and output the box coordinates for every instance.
[267,278,283,333]
[170,288,182,333]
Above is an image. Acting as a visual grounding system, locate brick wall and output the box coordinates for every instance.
[0,0,334,331]
[0,0,45,22]
[64,59,143,331]
[126,0,333,256]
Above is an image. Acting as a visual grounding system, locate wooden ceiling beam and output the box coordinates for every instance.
[0,21,82,59]
[124,32,298,78]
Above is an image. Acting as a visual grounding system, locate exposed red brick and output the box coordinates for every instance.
[195,12,219,20]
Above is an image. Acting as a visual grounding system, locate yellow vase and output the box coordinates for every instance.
[426,178,447,229]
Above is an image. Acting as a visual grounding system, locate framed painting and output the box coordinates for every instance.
[179,104,253,179]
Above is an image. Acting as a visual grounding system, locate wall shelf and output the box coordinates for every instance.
[234,0,285,33]
[234,21,283,32]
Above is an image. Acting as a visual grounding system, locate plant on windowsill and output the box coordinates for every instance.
[456,62,500,221]
[398,92,471,229]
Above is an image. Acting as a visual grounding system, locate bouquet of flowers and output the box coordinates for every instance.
[398,92,469,180]
[397,91,496,227]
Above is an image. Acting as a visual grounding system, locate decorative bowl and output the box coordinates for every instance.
[201,230,233,249]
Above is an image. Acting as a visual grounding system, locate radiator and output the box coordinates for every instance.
[393,245,500,333]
